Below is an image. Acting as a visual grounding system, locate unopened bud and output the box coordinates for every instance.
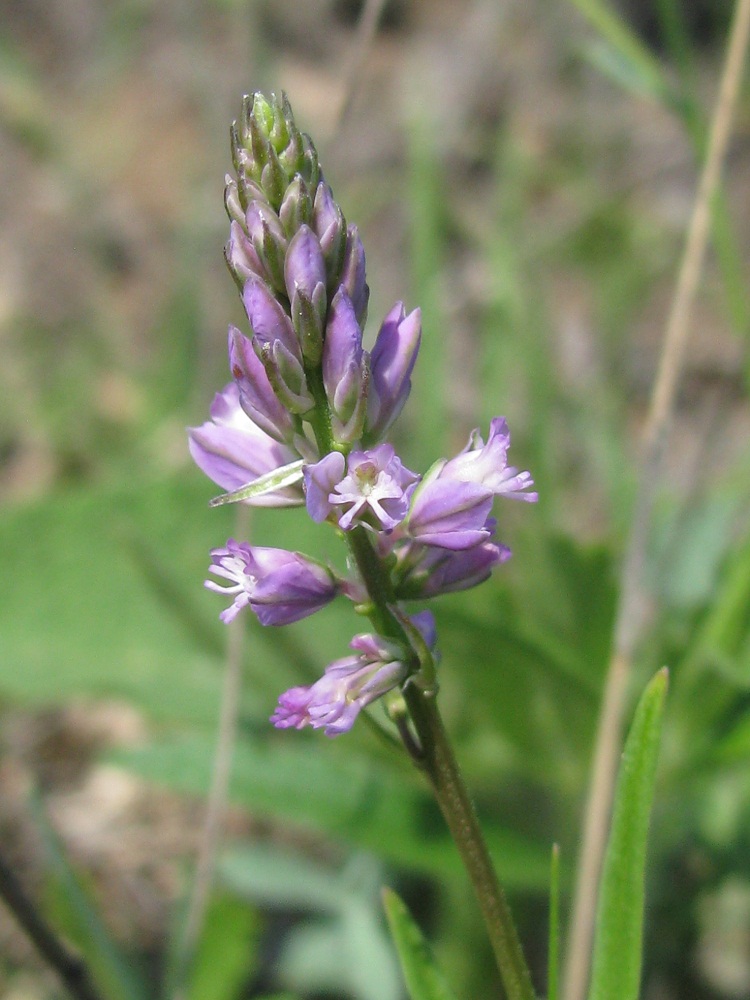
[279,176,313,237]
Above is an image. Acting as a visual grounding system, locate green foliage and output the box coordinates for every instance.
[588,670,669,1000]
[221,848,401,1000]
[185,892,261,1000]
[382,887,459,1000]
[115,731,551,889]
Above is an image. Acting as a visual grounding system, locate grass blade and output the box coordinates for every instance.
[382,887,459,1000]
[587,669,669,1000]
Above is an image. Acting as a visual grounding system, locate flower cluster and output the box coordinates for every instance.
[189,93,536,736]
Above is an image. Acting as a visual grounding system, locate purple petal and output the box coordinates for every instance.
[407,480,494,550]
[304,452,346,522]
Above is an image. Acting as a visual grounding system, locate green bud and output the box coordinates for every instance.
[268,93,291,153]
[224,178,245,226]
[278,128,304,177]
[260,342,315,415]
[251,92,275,140]
[301,134,320,189]
[260,150,286,210]
[257,217,287,295]
[291,285,326,366]
[279,176,313,237]
[237,175,267,214]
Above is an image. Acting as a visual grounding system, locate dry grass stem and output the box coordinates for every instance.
[332,0,390,136]
[563,2,750,998]
[171,507,248,1000]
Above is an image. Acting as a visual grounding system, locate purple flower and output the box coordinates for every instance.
[304,445,419,532]
[395,539,511,598]
[188,383,303,507]
[406,479,495,550]
[228,326,295,443]
[365,303,421,444]
[205,539,338,624]
[439,418,537,501]
[271,612,436,736]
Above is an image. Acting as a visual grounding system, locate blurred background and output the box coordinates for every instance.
[1,0,750,998]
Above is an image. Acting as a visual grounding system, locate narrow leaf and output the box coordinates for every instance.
[382,887,458,1000]
[568,0,669,104]
[588,668,669,1000]
[548,844,560,1000]
[209,459,304,507]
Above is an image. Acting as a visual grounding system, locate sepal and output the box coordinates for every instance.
[209,458,305,507]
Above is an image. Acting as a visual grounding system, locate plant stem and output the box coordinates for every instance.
[0,848,105,1000]
[403,684,537,1000]
[563,2,750,997]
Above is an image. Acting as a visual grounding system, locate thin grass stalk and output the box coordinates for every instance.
[171,509,248,1000]
[332,0,390,135]
[563,2,750,998]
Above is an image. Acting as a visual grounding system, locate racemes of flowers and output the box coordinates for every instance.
[189,92,537,739]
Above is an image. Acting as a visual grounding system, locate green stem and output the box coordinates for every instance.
[402,684,537,1000]
[344,511,534,997]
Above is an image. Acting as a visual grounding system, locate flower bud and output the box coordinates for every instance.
[365,303,421,444]
[313,182,347,289]
[323,290,367,436]
[242,274,300,362]
[225,221,263,290]
[279,175,313,238]
[228,326,294,442]
[284,225,327,303]
[260,340,314,415]
[339,225,369,327]
[394,539,510,598]
[300,133,321,190]
[224,176,245,226]
[245,202,288,293]
[291,285,327,365]
[266,93,291,153]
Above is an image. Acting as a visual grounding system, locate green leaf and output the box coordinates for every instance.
[186,892,260,1000]
[588,668,669,1000]
[382,887,459,1000]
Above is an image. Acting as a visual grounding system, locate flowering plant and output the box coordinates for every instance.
[184,91,675,1000]
[189,92,537,741]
